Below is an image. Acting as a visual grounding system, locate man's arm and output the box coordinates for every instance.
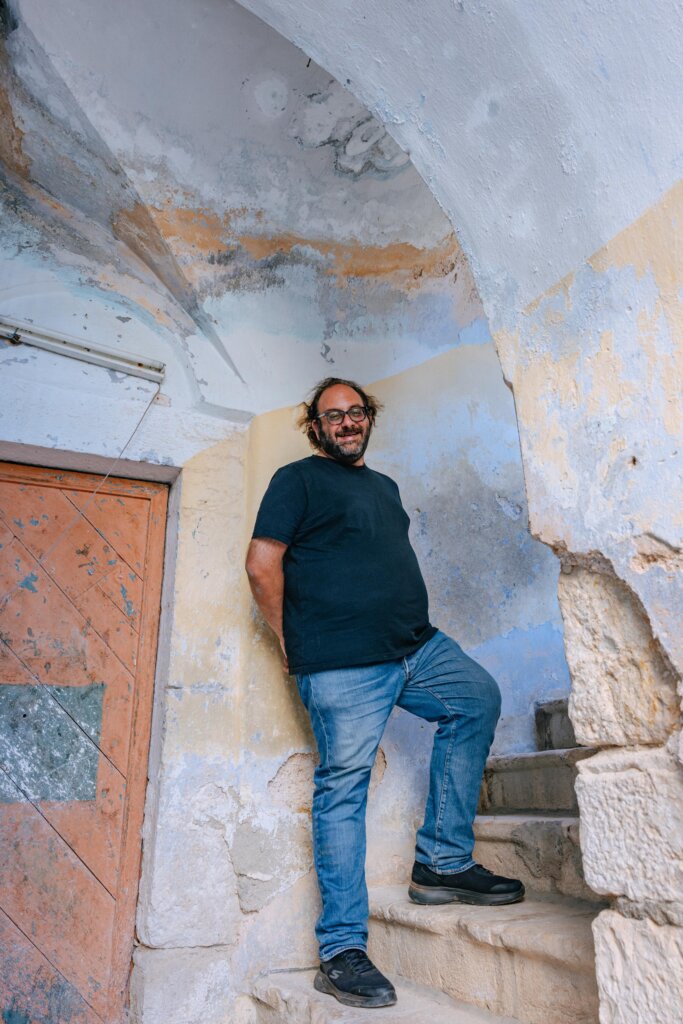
[245,537,289,670]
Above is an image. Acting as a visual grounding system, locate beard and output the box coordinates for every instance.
[318,424,371,464]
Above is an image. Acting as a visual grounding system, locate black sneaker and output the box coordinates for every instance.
[314,948,397,1008]
[409,861,525,906]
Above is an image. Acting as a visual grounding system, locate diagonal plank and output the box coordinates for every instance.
[0,677,126,894]
[41,755,126,899]
[0,540,136,774]
[0,482,131,601]
[0,683,104,804]
[75,578,140,674]
[62,490,150,578]
[0,637,35,685]
[0,777,115,1018]
[0,515,13,554]
[0,908,103,1024]
[95,562,144,630]
[0,481,73,561]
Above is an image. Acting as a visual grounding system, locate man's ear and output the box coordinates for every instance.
[312,418,320,441]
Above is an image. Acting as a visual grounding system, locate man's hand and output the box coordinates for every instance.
[245,537,289,671]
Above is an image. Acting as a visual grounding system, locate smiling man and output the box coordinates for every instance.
[245,377,523,1009]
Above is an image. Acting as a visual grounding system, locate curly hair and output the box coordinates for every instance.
[297,377,383,450]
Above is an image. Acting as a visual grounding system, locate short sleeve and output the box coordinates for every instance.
[252,464,308,545]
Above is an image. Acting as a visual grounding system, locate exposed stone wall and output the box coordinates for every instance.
[494,184,683,1023]
[558,564,679,748]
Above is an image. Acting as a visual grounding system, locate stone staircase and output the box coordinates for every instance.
[252,700,604,1024]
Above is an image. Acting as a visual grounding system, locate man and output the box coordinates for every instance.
[245,377,523,1009]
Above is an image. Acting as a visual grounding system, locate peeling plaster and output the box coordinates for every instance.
[1,0,486,422]
[290,77,410,177]
[495,181,683,675]
[236,0,683,320]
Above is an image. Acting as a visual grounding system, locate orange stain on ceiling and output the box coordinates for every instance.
[146,203,232,255]
[0,41,30,180]
[145,201,465,287]
[239,232,463,284]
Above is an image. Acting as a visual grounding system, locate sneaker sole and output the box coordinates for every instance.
[314,969,398,1008]
[408,881,526,906]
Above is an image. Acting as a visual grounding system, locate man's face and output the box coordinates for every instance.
[313,384,372,465]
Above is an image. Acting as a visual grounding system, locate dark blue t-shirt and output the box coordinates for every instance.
[252,455,436,674]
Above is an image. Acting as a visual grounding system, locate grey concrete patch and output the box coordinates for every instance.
[0,683,104,802]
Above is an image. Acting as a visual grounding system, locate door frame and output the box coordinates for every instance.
[0,453,177,1021]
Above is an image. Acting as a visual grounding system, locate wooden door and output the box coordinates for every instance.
[0,462,168,1024]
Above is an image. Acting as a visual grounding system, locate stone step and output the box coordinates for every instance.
[368,886,600,1024]
[473,813,600,903]
[478,747,597,814]
[534,698,578,751]
[252,969,521,1023]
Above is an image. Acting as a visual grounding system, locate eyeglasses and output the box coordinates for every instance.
[315,405,369,425]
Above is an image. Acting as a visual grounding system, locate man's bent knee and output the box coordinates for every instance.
[477,670,502,726]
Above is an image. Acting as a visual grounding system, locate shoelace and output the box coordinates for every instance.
[339,949,376,975]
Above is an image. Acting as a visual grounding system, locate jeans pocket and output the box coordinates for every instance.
[295,672,310,704]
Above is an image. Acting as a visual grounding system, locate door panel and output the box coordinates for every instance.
[0,463,167,1023]
[0,910,101,1024]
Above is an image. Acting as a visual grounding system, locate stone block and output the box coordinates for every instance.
[576,746,683,901]
[137,760,242,948]
[558,567,680,746]
[231,872,320,979]
[592,910,683,1024]
[479,747,595,813]
[130,946,234,1024]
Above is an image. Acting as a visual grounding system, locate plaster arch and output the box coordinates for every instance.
[234,0,683,325]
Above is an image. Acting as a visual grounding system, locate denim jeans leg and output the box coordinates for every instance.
[397,630,501,872]
[296,661,402,960]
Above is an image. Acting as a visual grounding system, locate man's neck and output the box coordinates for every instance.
[314,451,365,467]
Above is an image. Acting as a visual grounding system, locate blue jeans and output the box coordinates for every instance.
[295,629,501,961]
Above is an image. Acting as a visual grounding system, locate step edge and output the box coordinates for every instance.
[485,747,597,770]
[369,888,599,969]
[252,969,523,1023]
[474,813,580,826]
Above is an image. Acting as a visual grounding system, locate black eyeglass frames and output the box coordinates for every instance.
[315,405,369,426]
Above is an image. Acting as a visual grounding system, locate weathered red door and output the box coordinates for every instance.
[0,462,167,1023]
